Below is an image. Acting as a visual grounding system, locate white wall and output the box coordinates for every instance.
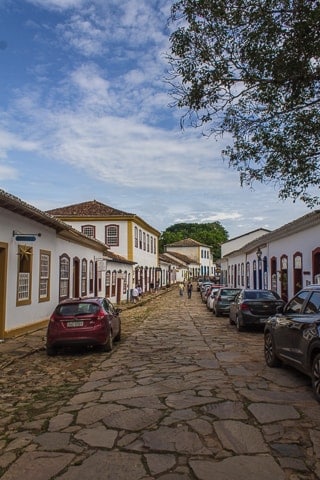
[1,208,105,335]
[221,223,320,300]
[222,229,269,257]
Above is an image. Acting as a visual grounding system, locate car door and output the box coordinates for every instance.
[229,291,242,322]
[273,289,312,364]
[103,298,119,337]
[209,288,219,309]
[286,291,320,369]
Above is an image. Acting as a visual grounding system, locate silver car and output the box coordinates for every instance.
[213,287,242,317]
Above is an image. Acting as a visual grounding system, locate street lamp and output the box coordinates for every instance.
[256,247,262,260]
[256,247,262,289]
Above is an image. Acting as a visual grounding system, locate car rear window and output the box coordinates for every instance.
[56,303,100,316]
[244,291,280,300]
[221,289,240,296]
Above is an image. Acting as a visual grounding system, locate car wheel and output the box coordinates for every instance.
[264,331,281,367]
[311,353,320,402]
[236,315,244,332]
[46,345,57,356]
[103,330,113,352]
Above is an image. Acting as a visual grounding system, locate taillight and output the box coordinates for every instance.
[97,309,106,320]
[49,314,56,323]
[240,303,250,311]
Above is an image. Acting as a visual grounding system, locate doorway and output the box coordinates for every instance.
[73,257,80,298]
[116,278,121,304]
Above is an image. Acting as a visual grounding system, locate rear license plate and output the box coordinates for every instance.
[67,321,84,328]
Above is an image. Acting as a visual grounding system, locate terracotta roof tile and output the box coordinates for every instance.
[159,253,185,267]
[166,237,208,248]
[165,251,199,265]
[106,250,136,265]
[46,200,133,217]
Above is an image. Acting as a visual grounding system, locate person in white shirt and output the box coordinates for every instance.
[132,286,139,303]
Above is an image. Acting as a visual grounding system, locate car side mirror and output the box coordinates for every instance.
[276,305,284,314]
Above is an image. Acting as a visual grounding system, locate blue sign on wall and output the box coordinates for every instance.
[15,235,37,242]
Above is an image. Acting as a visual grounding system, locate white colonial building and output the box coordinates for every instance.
[47,200,160,295]
[221,228,270,257]
[164,238,214,279]
[158,253,181,286]
[0,189,135,338]
[220,211,320,301]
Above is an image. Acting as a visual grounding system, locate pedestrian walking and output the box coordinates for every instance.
[187,281,193,299]
[132,286,139,303]
[179,282,184,296]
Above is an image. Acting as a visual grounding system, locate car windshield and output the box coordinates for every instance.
[285,290,310,314]
[304,291,320,313]
[56,303,100,316]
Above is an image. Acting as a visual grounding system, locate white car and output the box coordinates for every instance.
[206,288,220,310]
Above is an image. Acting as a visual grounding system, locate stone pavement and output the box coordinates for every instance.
[1,286,320,479]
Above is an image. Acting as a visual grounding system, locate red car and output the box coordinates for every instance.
[46,297,121,356]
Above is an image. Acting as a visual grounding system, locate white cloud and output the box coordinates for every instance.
[26,0,86,10]
[0,0,313,239]
[0,164,18,180]
[68,64,113,107]
[57,9,107,56]
[0,130,38,158]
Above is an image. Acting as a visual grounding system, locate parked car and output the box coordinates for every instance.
[197,278,206,291]
[264,284,320,402]
[46,297,121,356]
[206,287,221,310]
[229,289,285,331]
[213,287,242,317]
[201,283,215,302]
[199,281,214,298]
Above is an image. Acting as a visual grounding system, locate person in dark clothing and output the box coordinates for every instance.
[187,281,193,299]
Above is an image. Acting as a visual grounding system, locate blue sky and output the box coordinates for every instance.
[0,0,311,239]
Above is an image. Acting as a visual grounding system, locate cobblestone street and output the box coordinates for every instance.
[1,287,320,480]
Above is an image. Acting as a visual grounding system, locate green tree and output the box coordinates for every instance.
[160,222,228,260]
[168,0,320,206]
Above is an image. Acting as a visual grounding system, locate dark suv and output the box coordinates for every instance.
[46,297,121,356]
[264,285,320,402]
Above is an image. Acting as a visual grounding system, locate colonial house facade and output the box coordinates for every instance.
[220,210,320,302]
[47,200,160,294]
[221,228,271,257]
[164,238,214,279]
[158,253,181,286]
[103,250,136,304]
[162,250,199,282]
[0,189,135,339]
